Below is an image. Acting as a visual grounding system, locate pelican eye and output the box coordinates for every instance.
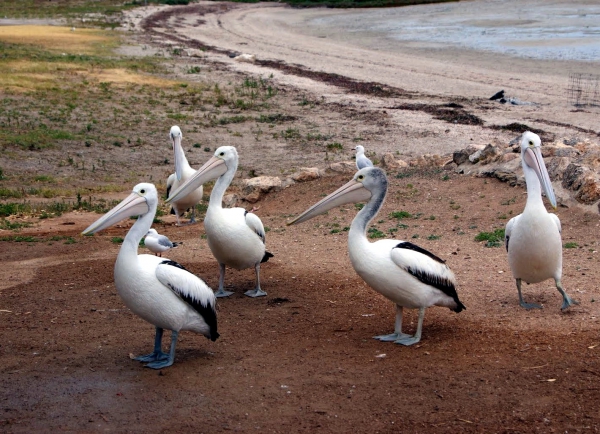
[357,174,364,181]
[219,152,225,156]
[140,189,146,194]
[528,140,533,146]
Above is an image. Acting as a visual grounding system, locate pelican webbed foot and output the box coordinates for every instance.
[144,331,178,370]
[556,280,579,310]
[394,334,422,346]
[374,332,413,342]
[516,278,543,310]
[135,327,170,363]
[215,288,234,298]
[245,288,267,298]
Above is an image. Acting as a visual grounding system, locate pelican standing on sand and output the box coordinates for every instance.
[166,126,204,226]
[505,131,578,310]
[144,228,181,257]
[288,167,464,345]
[353,145,374,170]
[167,146,273,298]
[82,183,218,369]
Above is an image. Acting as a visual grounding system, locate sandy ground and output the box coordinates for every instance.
[2,1,600,432]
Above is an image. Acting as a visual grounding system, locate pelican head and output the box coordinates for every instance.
[167,146,236,204]
[82,183,156,235]
[520,131,556,208]
[288,167,386,225]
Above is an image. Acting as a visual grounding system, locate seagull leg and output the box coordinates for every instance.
[374,305,413,341]
[215,262,234,297]
[145,331,178,369]
[134,327,169,363]
[556,279,579,310]
[394,307,424,346]
[516,278,542,309]
[245,262,267,297]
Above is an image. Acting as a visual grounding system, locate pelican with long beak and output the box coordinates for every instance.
[82,183,218,369]
[166,126,204,225]
[505,131,578,310]
[288,167,464,345]
[352,145,374,170]
[167,146,273,298]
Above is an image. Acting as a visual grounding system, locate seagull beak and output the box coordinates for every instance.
[166,156,227,204]
[172,134,184,181]
[523,146,557,208]
[288,178,372,225]
[82,192,148,235]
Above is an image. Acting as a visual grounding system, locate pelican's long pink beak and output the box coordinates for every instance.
[288,177,371,225]
[523,146,557,208]
[166,156,227,204]
[82,192,148,235]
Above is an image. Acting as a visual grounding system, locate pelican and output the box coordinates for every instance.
[167,146,273,298]
[144,228,181,257]
[505,131,578,310]
[352,145,374,170]
[288,167,464,345]
[166,126,204,226]
[82,183,218,369]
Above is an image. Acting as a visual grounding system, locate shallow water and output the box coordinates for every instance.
[309,0,600,61]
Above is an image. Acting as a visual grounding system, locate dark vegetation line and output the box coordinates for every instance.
[224,0,458,9]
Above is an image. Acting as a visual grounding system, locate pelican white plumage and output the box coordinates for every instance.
[82,183,218,369]
[352,145,374,170]
[166,126,204,226]
[144,228,181,257]
[288,167,464,345]
[505,131,578,310]
[167,146,273,298]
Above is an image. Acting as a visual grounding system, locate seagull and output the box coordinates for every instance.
[288,167,464,345]
[166,126,204,226]
[505,131,578,310]
[144,228,181,257]
[352,145,374,170]
[167,146,273,298]
[82,183,218,369]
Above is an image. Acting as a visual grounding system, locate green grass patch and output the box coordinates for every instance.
[390,210,412,219]
[368,227,385,239]
[474,228,505,248]
[564,242,579,249]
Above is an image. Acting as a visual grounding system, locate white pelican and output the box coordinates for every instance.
[505,131,578,310]
[167,146,273,298]
[82,183,218,369]
[352,145,374,170]
[288,167,464,345]
[144,228,181,257]
[166,126,204,226]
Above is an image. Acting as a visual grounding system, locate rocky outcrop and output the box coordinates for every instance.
[242,176,282,203]
[382,153,408,169]
[292,168,321,183]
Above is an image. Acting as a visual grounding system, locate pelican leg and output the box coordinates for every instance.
[188,205,197,225]
[374,305,413,341]
[556,279,579,310]
[215,262,234,298]
[394,307,424,346]
[173,206,182,227]
[135,327,169,363]
[516,278,542,309]
[245,263,267,297]
[145,331,178,369]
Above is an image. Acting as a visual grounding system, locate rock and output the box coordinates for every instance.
[468,149,484,163]
[576,176,600,204]
[478,144,502,164]
[542,142,580,158]
[184,48,205,58]
[382,153,408,169]
[465,144,485,155]
[547,157,571,181]
[327,161,356,174]
[500,153,519,163]
[223,194,238,208]
[292,168,321,182]
[409,154,445,168]
[562,163,587,191]
[242,176,282,202]
[453,149,470,165]
[233,53,256,63]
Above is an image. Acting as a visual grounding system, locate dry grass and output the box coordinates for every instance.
[0,25,117,54]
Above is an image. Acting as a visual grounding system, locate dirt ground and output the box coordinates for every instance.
[2,2,600,433]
